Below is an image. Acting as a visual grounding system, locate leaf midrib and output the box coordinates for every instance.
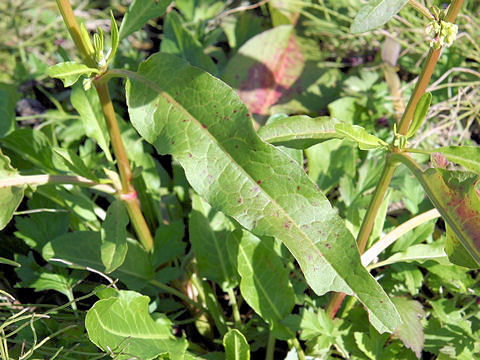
[127,68,336,282]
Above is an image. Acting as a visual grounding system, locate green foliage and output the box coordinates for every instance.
[85,289,188,359]
[1,0,480,358]
[223,329,250,360]
[350,0,409,34]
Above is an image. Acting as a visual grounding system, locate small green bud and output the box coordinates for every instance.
[426,20,458,49]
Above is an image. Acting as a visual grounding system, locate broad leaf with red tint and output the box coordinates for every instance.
[222,26,340,118]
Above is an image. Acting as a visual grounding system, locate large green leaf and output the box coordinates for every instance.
[42,232,154,290]
[222,25,339,116]
[227,230,295,335]
[395,154,480,268]
[223,329,250,360]
[258,116,341,149]
[101,200,129,273]
[189,194,238,290]
[85,289,188,359]
[71,83,112,161]
[350,0,409,34]
[118,0,170,40]
[125,52,401,333]
[0,149,24,230]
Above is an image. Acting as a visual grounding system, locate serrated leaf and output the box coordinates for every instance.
[125,52,401,333]
[189,195,238,290]
[47,61,98,87]
[86,289,188,359]
[335,123,388,150]
[71,83,112,161]
[258,116,341,149]
[350,0,409,34]
[101,200,128,273]
[1,128,56,171]
[53,147,99,181]
[161,10,217,75]
[118,0,170,40]
[223,329,250,360]
[0,149,24,230]
[15,211,70,252]
[431,146,480,174]
[392,297,425,359]
[42,232,154,290]
[15,253,84,299]
[227,230,295,334]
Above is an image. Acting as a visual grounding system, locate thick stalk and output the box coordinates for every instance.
[95,82,154,251]
[55,0,154,251]
[265,332,276,360]
[55,0,96,68]
[325,0,464,318]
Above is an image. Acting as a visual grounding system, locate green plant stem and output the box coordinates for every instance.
[55,0,95,68]
[265,331,276,360]
[363,208,440,269]
[0,174,115,194]
[95,81,154,251]
[325,0,465,319]
[290,338,306,360]
[408,0,434,20]
[55,0,154,251]
[227,287,242,328]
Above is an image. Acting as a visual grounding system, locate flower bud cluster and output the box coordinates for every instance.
[425,20,458,49]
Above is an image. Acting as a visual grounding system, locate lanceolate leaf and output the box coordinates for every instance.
[335,123,388,150]
[85,289,188,359]
[350,0,409,34]
[47,61,99,87]
[407,92,432,139]
[258,116,341,149]
[189,195,238,290]
[223,329,250,360]
[118,0,170,40]
[101,200,129,273]
[126,52,401,333]
[227,230,295,334]
[0,149,24,230]
[395,153,480,267]
[71,83,112,161]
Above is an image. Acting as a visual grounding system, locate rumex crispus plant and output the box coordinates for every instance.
[1,0,479,359]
